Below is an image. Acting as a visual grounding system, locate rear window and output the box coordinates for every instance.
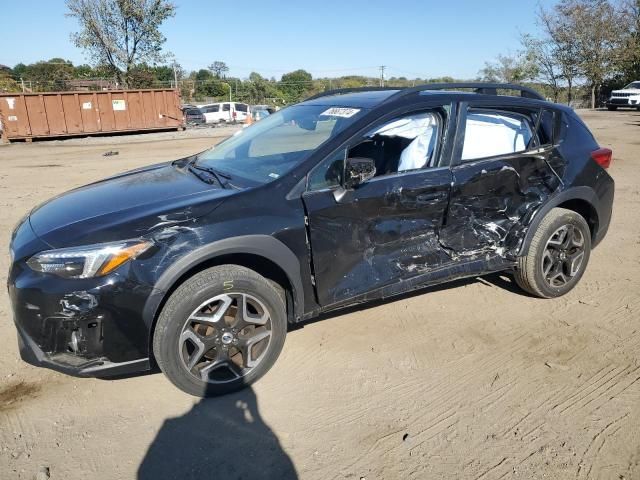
[235,103,248,112]
[461,110,533,161]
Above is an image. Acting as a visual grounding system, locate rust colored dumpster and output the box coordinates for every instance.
[0,89,184,142]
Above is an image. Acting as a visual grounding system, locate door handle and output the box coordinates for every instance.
[416,192,447,203]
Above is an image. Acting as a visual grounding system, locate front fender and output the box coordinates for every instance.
[142,234,305,330]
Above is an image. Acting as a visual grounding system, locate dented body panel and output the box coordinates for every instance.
[8,87,615,379]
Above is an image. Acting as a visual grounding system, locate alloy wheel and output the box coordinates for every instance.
[178,293,272,383]
[541,224,586,288]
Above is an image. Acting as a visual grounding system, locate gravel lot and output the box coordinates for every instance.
[0,111,638,480]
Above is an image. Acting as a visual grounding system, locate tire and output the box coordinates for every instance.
[514,208,591,298]
[607,106,617,111]
[153,265,287,397]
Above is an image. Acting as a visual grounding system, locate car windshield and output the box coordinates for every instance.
[196,104,367,184]
[624,81,640,89]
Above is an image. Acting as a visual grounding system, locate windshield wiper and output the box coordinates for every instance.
[188,163,232,187]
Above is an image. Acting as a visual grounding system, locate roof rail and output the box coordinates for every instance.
[305,82,545,102]
[304,86,399,101]
[406,82,545,100]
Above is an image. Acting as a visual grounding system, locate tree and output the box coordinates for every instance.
[616,0,640,83]
[0,65,20,93]
[66,0,176,87]
[12,58,75,91]
[280,69,313,102]
[208,61,229,79]
[566,0,622,108]
[536,4,582,105]
[479,53,537,83]
[521,34,563,102]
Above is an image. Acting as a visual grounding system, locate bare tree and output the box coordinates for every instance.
[521,33,562,102]
[208,61,229,79]
[66,0,176,87]
[537,4,581,105]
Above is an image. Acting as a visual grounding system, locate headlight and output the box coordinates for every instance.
[26,239,153,279]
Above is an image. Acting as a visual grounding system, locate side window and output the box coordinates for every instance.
[307,149,345,191]
[461,109,533,161]
[235,103,248,112]
[535,109,556,146]
[211,105,219,113]
[222,103,231,112]
[349,111,442,177]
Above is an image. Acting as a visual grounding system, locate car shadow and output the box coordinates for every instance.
[137,386,298,480]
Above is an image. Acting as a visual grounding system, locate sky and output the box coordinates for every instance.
[1,0,557,80]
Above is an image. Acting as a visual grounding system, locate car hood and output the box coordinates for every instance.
[612,89,640,95]
[29,161,235,247]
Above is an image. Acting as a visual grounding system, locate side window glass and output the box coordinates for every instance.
[461,110,533,161]
[222,104,231,112]
[349,111,441,177]
[307,149,345,191]
[535,109,556,146]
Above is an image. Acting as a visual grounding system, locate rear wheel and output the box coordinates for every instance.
[514,208,591,298]
[153,265,287,397]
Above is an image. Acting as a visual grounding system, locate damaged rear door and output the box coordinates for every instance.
[302,105,455,306]
[439,101,562,258]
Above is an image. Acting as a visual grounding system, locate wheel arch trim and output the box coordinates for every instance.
[142,235,305,331]
[518,186,600,256]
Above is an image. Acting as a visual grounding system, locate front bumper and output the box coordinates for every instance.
[607,97,640,107]
[16,321,149,377]
[8,219,154,378]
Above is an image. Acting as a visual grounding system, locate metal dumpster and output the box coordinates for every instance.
[0,89,184,142]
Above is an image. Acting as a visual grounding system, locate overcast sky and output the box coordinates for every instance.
[2,0,557,79]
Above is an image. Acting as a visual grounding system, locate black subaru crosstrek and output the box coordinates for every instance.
[8,83,614,397]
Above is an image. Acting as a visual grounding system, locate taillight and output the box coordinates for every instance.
[591,148,613,169]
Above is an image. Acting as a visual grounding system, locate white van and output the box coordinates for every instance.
[197,102,250,124]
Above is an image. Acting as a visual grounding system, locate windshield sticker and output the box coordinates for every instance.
[320,107,361,118]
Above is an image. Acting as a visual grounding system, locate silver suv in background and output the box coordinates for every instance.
[607,81,640,110]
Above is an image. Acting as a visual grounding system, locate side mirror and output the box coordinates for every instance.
[344,157,376,189]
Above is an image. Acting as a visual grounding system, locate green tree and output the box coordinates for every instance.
[280,69,313,102]
[66,0,176,87]
[479,53,538,83]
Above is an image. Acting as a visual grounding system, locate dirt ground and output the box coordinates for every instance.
[0,110,638,480]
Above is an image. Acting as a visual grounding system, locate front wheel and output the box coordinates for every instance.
[153,265,287,397]
[514,208,591,298]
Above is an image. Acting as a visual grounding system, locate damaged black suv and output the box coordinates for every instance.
[8,83,615,397]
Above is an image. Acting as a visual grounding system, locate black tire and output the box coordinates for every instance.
[607,106,617,111]
[153,265,287,397]
[514,208,591,298]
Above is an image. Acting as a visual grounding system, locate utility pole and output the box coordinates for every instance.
[379,65,386,87]
[172,63,178,89]
[20,77,25,93]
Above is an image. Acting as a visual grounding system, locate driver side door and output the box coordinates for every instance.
[302,106,455,307]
